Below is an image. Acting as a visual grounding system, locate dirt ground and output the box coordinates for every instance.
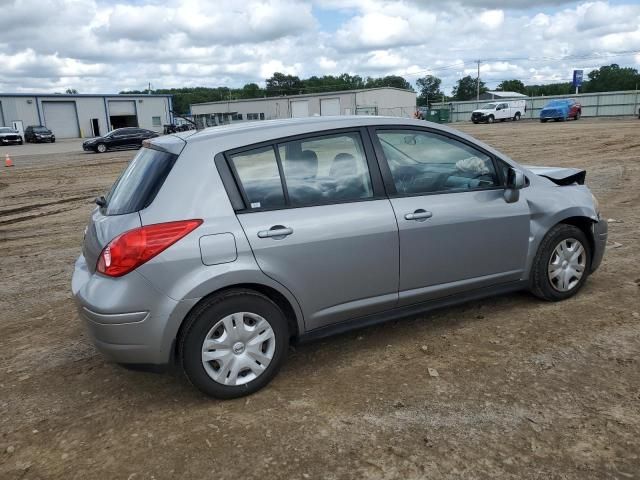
[1,118,639,479]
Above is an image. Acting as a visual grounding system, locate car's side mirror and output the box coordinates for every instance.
[504,168,525,203]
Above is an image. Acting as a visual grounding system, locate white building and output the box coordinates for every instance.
[479,91,528,100]
[190,87,416,126]
[0,93,173,138]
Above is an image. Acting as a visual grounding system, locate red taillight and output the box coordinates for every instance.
[96,219,202,277]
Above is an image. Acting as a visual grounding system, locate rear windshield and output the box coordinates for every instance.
[104,147,177,215]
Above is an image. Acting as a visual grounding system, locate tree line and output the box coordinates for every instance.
[120,64,640,114]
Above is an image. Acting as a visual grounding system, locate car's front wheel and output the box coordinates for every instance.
[487,115,494,124]
[180,289,289,399]
[530,224,591,301]
[96,143,107,153]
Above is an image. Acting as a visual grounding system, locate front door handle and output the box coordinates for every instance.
[257,226,293,239]
[404,209,432,221]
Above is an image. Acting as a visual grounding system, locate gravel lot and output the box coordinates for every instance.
[1,118,639,479]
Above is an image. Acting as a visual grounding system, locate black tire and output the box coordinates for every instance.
[180,289,289,399]
[18,140,23,145]
[487,115,494,124]
[530,224,592,301]
[51,139,56,143]
[540,119,547,123]
[514,112,521,121]
[472,121,479,124]
[575,111,581,120]
[96,143,106,153]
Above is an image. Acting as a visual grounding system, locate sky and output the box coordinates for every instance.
[1,0,640,94]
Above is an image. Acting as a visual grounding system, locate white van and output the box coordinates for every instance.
[471,100,526,124]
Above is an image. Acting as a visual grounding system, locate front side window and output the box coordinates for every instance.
[277,132,373,206]
[230,146,285,209]
[377,130,499,195]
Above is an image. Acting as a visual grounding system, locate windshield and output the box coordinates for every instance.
[105,147,178,215]
[546,100,567,107]
[479,103,497,110]
[0,127,16,133]
[33,127,50,133]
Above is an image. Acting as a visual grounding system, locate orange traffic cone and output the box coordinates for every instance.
[5,153,13,167]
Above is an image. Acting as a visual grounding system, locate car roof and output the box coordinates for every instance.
[178,115,466,149]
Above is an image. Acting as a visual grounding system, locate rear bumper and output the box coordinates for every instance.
[590,218,607,273]
[71,255,197,365]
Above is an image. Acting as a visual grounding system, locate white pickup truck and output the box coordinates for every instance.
[471,100,526,124]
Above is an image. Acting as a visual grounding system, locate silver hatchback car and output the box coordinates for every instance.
[72,116,607,398]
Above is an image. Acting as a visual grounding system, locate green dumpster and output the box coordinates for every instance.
[427,108,450,124]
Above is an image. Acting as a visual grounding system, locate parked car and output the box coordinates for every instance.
[540,99,582,122]
[82,127,158,153]
[0,127,23,145]
[24,125,55,143]
[471,100,526,124]
[72,116,607,399]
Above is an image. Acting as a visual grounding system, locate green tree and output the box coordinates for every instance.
[452,75,487,101]
[238,83,264,99]
[416,75,443,106]
[65,88,78,94]
[583,64,640,93]
[265,72,304,96]
[496,79,526,94]
[365,75,413,90]
[524,82,573,97]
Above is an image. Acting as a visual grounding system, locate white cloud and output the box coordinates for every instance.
[0,0,638,95]
[479,9,504,28]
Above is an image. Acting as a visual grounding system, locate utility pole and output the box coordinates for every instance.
[476,60,481,101]
[148,82,152,95]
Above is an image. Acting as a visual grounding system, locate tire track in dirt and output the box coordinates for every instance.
[0,195,93,217]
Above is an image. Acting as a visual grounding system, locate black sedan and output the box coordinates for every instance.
[82,128,159,153]
[25,125,55,143]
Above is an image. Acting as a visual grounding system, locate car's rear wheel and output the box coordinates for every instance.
[180,289,289,399]
[575,111,581,120]
[96,143,107,153]
[540,119,547,123]
[514,112,521,121]
[530,224,591,301]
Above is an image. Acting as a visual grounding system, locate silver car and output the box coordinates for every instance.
[72,116,607,398]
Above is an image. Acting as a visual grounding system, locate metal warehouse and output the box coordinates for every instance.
[190,87,417,127]
[0,93,173,139]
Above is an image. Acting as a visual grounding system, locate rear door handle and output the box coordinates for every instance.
[404,210,432,221]
[257,226,293,239]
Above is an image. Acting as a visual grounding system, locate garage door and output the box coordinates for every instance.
[42,101,79,138]
[108,101,136,116]
[320,98,340,116]
[290,100,309,118]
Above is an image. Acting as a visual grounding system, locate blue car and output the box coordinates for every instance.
[540,99,582,122]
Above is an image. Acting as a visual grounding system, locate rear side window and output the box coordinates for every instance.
[229,146,286,209]
[105,147,177,215]
[277,132,373,206]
